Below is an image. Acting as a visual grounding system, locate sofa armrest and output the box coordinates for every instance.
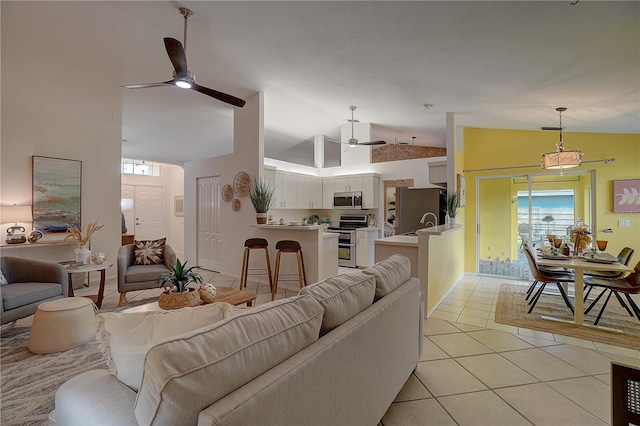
[117,244,135,286]
[164,244,177,267]
[53,370,138,425]
[1,257,68,297]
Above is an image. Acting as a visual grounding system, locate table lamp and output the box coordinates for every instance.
[1,205,33,244]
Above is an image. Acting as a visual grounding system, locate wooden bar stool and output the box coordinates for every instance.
[240,238,273,294]
[272,240,307,301]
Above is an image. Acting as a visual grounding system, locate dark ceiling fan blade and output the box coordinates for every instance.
[191,83,246,107]
[359,140,387,145]
[541,126,563,131]
[164,37,188,78]
[122,81,173,89]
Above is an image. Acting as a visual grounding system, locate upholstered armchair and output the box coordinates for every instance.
[117,243,177,306]
[0,256,68,324]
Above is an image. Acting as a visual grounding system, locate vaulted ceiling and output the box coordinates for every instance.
[2,1,638,166]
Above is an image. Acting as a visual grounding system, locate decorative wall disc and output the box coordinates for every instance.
[222,184,234,202]
[233,171,251,198]
[232,198,241,212]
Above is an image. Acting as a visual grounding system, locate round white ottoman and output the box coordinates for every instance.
[28,297,96,354]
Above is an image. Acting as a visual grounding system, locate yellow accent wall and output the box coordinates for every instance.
[463,128,640,273]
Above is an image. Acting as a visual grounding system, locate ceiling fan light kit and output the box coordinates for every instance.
[122,7,245,108]
[541,107,583,172]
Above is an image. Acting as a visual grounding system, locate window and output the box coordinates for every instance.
[121,159,161,176]
[517,190,575,241]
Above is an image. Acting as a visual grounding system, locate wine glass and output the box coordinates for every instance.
[547,234,556,246]
[554,238,563,249]
[596,240,608,252]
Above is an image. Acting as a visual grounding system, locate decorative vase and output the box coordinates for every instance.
[198,283,218,303]
[158,287,201,310]
[256,213,268,224]
[447,216,456,227]
[75,245,91,265]
[92,252,106,264]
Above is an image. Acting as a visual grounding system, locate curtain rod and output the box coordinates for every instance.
[462,158,615,173]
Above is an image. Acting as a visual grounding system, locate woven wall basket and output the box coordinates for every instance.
[158,287,201,310]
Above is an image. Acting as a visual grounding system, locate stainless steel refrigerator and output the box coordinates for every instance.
[395,187,446,234]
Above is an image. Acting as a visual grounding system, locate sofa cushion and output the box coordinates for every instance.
[125,264,169,284]
[134,294,324,426]
[0,271,7,285]
[133,238,166,265]
[363,254,412,299]
[1,282,63,310]
[97,303,232,391]
[299,272,376,334]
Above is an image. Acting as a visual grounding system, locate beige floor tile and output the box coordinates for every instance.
[542,344,613,375]
[513,333,562,347]
[517,327,556,341]
[485,320,519,334]
[460,307,490,319]
[455,314,488,328]
[423,318,463,336]
[467,294,495,304]
[466,329,534,352]
[599,351,640,369]
[441,297,467,307]
[552,333,598,350]
[464,301,492,310]
[546,376,610,422]
[427,333,493,358]
[382,399,456,426]
[435,303,464,314]
[500,348,588,381]
[421,337,450,361]
[456,353,539,389]
[438,390,530,426]
[595,344,640,362]
[495,383,607,426]
[393,374,433,402]
[429,310,460,322]
[414,359,487,396]
[593,373,610,385]
[451,323,486,332]
[449,289,473,298]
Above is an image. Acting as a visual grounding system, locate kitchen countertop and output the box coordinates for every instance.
[373,235,418,247]
[416,224,463,235]
[251,224,323,231]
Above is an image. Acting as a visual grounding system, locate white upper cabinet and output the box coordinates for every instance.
[322,179,334,208]
[297,176,323,209]
[274,171,298,209]
[361,175,379,209]
[334,177,363,192]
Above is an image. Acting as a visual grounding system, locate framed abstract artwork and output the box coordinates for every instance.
[612,179,640,213]
[32,156,82,232]
[457,173,466,208]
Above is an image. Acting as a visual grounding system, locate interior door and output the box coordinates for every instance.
[197,176,222,271]
[121,185,164,240]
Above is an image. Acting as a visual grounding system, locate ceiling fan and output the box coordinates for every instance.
[122,7,246,108]
[326,106,386,147]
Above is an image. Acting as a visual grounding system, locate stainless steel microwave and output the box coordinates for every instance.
[333,192,363,209]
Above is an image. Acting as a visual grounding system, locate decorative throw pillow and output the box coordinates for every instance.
[0,271,7,286]
[134,238,166,265]
[96,302,233,391]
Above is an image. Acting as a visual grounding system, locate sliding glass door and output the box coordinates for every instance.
[477,171,593,278]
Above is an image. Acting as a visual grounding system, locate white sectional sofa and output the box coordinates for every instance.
[50,255,423,426]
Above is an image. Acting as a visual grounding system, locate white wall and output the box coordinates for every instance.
[183,92,264,275]
[1,104,122,276]
[121,163,185,258]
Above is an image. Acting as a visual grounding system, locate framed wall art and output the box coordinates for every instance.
[457,173,466,208]
[612,179,640,213]
[32,156,82,232]
[174,196,184,217]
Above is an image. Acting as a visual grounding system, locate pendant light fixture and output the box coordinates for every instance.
[541,107,583,172]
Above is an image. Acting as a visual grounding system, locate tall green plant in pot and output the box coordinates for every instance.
[249,178,276,224]
[445,191,460,226]
[156,258,203,309]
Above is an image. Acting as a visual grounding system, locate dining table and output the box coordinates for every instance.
[536,254,634,326]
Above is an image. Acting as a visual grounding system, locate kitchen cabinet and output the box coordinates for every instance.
[334,177,363,192]
[322,179,334,208]
[361,175,379,209]
[275,171,298,209]
[297,176,322,209]
[356,228,379,267]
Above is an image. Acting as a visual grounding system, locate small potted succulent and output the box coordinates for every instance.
[156,258,203,309]
[249,178,276,224]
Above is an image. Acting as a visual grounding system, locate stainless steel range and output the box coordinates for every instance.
[328,214,368,268]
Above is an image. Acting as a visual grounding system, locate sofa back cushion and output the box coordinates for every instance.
[363,254,411,299]
[97,302,232,391]
[299,272,376,334]
[134,294,324,426]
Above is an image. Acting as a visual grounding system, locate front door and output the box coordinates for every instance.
[121,185,165,241]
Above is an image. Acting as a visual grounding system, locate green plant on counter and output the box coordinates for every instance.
[445,191,460,218]
[249,178,276,213]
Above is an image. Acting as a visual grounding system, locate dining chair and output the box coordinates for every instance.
[583,247,635,303]
[522,243,573,301]
[522,246,575,314]
[583,260,640,326]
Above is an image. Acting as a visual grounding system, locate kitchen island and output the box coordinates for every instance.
[375,224,464,316]
[250,224,338,287]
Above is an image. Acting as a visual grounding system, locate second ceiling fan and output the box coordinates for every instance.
[331,106,386,147]
[123,7,246,108]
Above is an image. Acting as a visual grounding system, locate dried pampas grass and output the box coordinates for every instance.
[64,221,104,246]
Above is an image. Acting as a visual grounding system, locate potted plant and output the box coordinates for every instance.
[445,191,460,226]
[156,258,203,309]
[249,178,276,224]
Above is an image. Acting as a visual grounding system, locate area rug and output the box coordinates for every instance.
[0,297,159,426]
[495,283,640,351]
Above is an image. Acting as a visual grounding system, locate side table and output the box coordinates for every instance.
[65,262,113,308]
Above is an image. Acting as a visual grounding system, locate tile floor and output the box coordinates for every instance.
[8,270,640,425]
